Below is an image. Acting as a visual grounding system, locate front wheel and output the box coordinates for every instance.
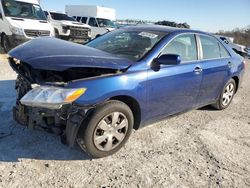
[212,79,236,110]
[2,34,12,53]
[77,100,134,158]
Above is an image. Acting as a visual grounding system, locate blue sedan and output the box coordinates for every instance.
[9,25,245,158]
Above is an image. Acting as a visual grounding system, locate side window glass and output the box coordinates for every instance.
[219,43,230,58]
[200,35,220,59]
[161,34,198,62]
[89,17,98,27]
[81,17,87,24]
[44,11,48,18]
[76,16,81,22]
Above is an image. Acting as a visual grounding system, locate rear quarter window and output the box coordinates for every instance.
[76,16,81,22]
[219,43,231,58]
[200,35,221,59]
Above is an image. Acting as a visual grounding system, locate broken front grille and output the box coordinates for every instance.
[69,26,89,38]
[24,30,51,38]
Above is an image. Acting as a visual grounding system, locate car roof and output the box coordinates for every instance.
[123,24,208,35]
[48,11,67,14]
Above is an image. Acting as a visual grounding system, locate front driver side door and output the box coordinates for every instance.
[146,34,203,122]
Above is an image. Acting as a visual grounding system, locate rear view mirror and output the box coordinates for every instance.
[157,54,181,65]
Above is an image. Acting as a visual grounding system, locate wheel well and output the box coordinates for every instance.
[54,28,59,33]
[95,34,101,39]
[232,76,239,92]
[110,96,141,130]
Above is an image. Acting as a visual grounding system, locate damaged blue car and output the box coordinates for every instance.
[9,25,245,158]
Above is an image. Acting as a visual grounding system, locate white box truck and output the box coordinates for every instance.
[65,5,116,39]
[0,0,54,52]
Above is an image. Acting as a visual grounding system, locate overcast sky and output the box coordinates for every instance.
[40,0,250,32]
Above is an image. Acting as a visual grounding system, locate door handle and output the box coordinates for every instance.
[194,66,203,73]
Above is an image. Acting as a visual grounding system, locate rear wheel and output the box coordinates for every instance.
[77,100,134,158]
[212,79,236,110]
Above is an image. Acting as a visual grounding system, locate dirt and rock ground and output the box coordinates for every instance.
[0,47,249,188]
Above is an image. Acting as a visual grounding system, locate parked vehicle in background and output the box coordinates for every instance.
[44,11,91,43]
[66,5,116,39]
[8,26,245,158]
[246,48,250,59]
[0,0,54,52]
[216,35,248,58]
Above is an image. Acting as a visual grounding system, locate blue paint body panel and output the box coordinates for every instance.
[9,37,133,71]
[9,25,245,128]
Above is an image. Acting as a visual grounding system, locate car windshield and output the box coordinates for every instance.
[86,29,166,61]
[50,12,75,21]
[96,18,116,28]
[1,0,47,20]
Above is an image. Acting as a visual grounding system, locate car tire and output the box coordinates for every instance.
[54,29,59,38]
[212,79,236,110]
[77,100,134,158]
[95,34,101,39]
[2,34,11,53]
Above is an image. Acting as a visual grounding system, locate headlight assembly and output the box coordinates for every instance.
[10,26,24,36]
[88,29,91,37]
[62,25,70,30]
[20,86,87,109]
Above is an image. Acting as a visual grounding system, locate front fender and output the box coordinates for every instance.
[64,71,148,146]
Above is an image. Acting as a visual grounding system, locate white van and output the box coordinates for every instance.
[0,0,54,52]
[74,16,116,39]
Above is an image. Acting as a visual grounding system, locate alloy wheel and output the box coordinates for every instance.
[222,83,234,106]
[93,112,129,151]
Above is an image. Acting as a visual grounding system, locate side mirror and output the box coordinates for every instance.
[156,54,181,65]
[0,13,3,19]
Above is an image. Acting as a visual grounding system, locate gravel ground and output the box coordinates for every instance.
[0,47,250,188]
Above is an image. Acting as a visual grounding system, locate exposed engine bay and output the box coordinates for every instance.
[9,57,120,85]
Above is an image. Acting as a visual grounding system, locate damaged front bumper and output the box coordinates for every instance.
[12,74,93,147]
[13,100,93,147]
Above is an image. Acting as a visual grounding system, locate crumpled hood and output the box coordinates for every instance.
[8,37,133,71]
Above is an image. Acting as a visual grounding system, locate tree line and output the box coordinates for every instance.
[216,26,250,47]
[155,20,190,29]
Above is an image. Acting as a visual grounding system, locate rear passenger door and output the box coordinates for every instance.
[196,34,232,105]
